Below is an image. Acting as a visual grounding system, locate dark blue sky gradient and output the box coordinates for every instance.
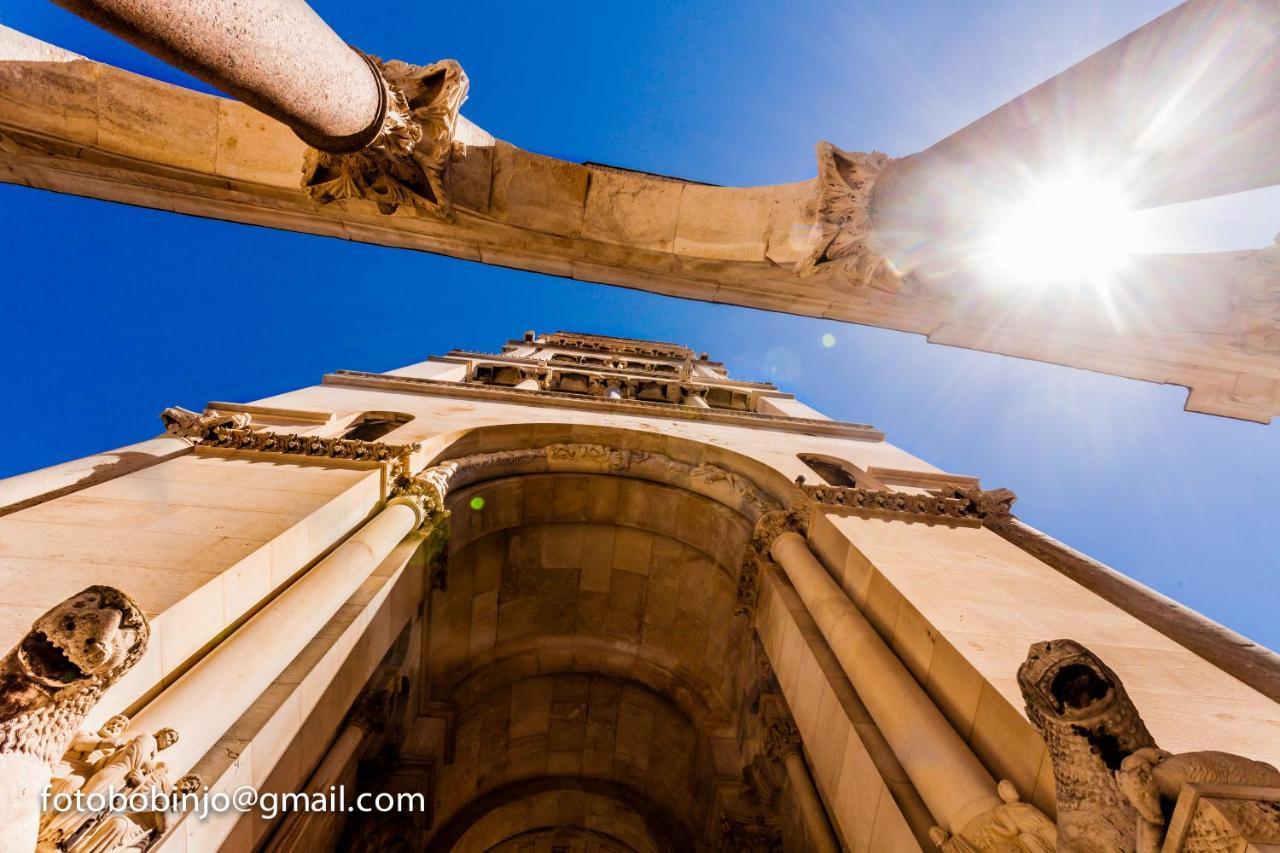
[1,2,1276,648]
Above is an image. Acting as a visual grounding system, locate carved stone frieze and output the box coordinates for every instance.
[0,587,149,853]
[303,55,469,219]
[163,407,420,467]
[439,443,781,518]
[803,482,1015,525]
[735,551,763,618]
[1018,639,1280,852]
[796,142,908,293]
[1233,235,1280,356]
[160,405,251,441]
[1168,786,1280,852]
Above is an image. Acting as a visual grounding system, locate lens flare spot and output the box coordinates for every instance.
[469,496,485,511]
[980,176,1143,288]
[821,333,837,348]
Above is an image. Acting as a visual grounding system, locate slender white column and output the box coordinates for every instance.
[125,499,426,775]
[769,530,1000,833]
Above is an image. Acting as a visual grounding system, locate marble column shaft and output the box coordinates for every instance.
[768,530,1001,833]
[124,500,423,775]
[50,0,386,152]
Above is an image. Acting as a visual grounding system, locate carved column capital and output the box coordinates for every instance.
[348,688,394,736]
[796,142,910,295]
[763,720,803,764]
[750,506,809,554]
[388,464,453,530]
[303,55,469,220]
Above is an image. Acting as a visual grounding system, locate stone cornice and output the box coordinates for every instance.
[323,371,885,441]
[802,483,1016,526]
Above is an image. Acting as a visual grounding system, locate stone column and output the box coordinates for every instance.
[50,0,386,152]
[122,483,440,776]
[264,690,391,852]
[763,720,840,853]
[765,526,1001,834]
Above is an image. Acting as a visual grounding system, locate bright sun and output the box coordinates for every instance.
[981,176,1143,288]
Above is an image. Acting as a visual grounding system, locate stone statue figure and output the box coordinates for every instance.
[45,714,131,804]
[61,768,200,853]
[1018,639,1280,852]
[40,727,180,848]
[0,586,149,853]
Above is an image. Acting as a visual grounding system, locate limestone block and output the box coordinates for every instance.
[446,142,493,214]
[0,59,99,152]
[674,184,772,261]
[214,99,306,187]
[582,167,683,252]
[489,140,587,235]
[97,65,218,172]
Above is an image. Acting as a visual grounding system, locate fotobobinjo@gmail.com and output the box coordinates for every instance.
[43,783,428,822]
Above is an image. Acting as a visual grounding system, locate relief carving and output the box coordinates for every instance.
[803,482,1015,524]
[0,587,149,853]
[1018,639,1280,852]
[718,812,782,853]
[303,55,469,220]
[1232,235,1280,356]
[162,407,420,465]
[930,780,1056,853]
[390,466,452,531]
[40,726,195,851]
[750,507,809,554]
[762,720,802,764]
[796,142,906,293]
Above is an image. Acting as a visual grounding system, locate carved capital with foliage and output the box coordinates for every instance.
[763,720,803,764]
[303,54,469,220]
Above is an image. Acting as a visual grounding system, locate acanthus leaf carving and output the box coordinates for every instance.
[303,55,469,220]
[762,720,802,764]
[796,141,911,294]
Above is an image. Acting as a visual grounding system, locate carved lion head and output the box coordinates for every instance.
[18,586,148,690]
[1018,639,1128,727]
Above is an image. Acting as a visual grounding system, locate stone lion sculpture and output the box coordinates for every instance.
[1018,639,1280,852]
[0,586,149,853]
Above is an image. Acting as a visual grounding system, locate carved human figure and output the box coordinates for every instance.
[0,586,149,853]
[63,768,199,853]
[40,728,179,847]
[1018,639,1280,852]
[929,781,1056,852]
[46,714,131,804]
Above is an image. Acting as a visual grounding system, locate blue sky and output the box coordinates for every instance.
[1,1,1277,649]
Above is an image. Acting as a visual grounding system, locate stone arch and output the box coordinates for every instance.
[411,423,798,848]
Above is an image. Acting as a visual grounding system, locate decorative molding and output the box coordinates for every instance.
[1018,639,1280,852]
[0,587,149,853]
[802,483,1015,526]
[163,406,419,466]
[762,720,802,764]
[303,55,469,220]
[323,371,886,441]
[1163,784,1280,852]
[438,443,781,520]
[796,142,908,294]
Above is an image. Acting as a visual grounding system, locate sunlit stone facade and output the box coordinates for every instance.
[1,332,1277,852]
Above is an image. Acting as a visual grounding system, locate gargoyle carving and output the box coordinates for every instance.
[0,587,149,853]
[159,406,251,441]
[1018,639,1280,852]
[303,55,469,220]
[796,142,906,293]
